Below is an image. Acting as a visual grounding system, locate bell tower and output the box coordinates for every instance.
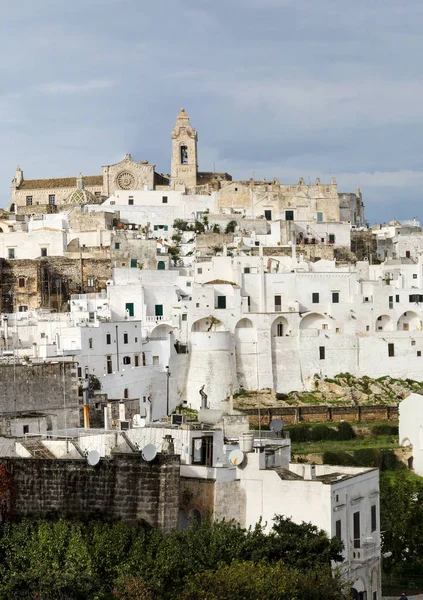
[171,108,198,189]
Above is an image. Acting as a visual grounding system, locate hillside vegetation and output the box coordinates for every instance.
[234,374,422,408]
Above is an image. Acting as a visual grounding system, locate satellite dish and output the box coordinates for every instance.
[142,443,157,462]
[229,449,244,466]
[87,450,100,466]
[133,414,146,428]
[270,418,284,433]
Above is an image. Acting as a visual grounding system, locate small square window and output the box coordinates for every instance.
[115,242,120,250]
[196,303,200,308]
[312,292,319,303]
[285,210,294,221]
[413,274,418,279]
[186,281,191,287]
[123,356,131,365]
[182,313,187,321]
[198,268,202,274]
[26,196,33,206]
[18,278,25,288]
[8,248,15,259]
[234,187,238,192]
[366,325,370,331]
[244,267,251,274]
[18,305,28,312]
[23,425,29,435]
[110,200,115,205]
[128,196,134,205]
[412,340,416,346]
[332,292,339,303]
[162,196,168,204]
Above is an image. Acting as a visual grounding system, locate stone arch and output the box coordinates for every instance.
[397,310,422,331]
[351,577,366,600]
[151,324,172,339]
[375,314,394,331]
[191,317,226,332]
[235,318,253,329]
[271,316,290,337]
[299,313,328,330]
[400,436,412,447]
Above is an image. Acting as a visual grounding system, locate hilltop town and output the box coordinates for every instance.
[3,108,423,598]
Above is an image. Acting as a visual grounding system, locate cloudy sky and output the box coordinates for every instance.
[1,0,422,223]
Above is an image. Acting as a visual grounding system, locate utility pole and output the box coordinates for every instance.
[166,365,171,416]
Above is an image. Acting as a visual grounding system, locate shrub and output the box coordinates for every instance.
[309,425,338,442]
[287,424,310,443]
[337,422,356,440]
[371,424,399,436]
[323,451,357,466]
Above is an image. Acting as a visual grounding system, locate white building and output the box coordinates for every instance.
[399,390,423,474]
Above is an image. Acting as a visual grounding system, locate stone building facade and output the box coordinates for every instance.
[0,255,111,313]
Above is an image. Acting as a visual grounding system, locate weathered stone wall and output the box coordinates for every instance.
[242,404,399,426]
[180,477,215,522]
[68,207,113,232]
[250,245,335,261]
[218,179,341,222]
[0,362,79,429]
[0,256,112,313]
[111,233,158,269]
[5,453,180,533]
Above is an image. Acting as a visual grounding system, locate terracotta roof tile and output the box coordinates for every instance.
[18,175,103,190]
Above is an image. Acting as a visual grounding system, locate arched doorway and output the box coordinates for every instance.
[397,311,422,331]
[375,314,393,331]
[299,312,328,330]
[157,261,165,270]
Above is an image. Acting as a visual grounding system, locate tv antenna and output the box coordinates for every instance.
[86,450,101,466]
[228,448,244,466]
[141,443,157,462]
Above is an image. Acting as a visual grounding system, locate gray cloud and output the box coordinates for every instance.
[1,0,423,222]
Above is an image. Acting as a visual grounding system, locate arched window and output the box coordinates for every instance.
[180,145,188,164]
[157,261,165,270]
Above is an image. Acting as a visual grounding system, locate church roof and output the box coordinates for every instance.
[18,175,103,190]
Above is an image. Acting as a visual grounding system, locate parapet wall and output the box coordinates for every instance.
[5,453,180,533]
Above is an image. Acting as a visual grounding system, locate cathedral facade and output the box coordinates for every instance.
[10,109,365,227]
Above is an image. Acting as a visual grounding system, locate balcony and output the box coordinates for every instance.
[350,542,378,562]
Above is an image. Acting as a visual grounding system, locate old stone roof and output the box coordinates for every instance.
[18,175,103,190]
[204,279,239,287]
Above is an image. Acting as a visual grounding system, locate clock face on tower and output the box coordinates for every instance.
[116,171,136,190]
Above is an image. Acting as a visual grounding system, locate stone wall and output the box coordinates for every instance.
[242,404,399,426]
[0,362,80,429]
[68,207,113,232]
[251,245,335,261]
[0,256,112,313]
[5,453,180,533]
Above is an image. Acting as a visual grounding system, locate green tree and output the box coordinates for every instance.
[181,560,346,600]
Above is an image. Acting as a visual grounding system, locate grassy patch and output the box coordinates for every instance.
[291,434,398,455]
